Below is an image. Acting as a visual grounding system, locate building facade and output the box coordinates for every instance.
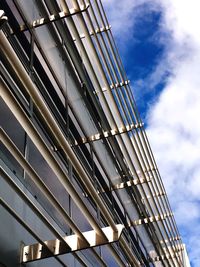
[0,1,190,266]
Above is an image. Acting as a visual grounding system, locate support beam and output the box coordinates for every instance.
[73,123,143,145]
[129,213,174,227]
[102,80,130,91]
[83,177,151,197]
[141,191,166,201]
[10,4,89,34]
[160,236,181,244]
[22,224,124,263]
[73,25,111,41]
[162,244,184,252]
[93,80,130,94]
[151,247,184,263]
[112,176,151,191]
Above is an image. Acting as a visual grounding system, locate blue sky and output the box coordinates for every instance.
[103,0,200,266]
[118,4,166,118]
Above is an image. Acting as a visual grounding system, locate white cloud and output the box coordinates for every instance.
[102,0,160,41]
[146,1,200,194]
[147,0,200,264]
[103,0,200,265]
[102,0,144,32]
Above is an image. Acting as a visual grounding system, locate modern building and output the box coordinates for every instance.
[0,1,190,266]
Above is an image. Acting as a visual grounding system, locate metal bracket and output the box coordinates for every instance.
[93,80,130,94]
[111,176,151,192]
[128,213,174,227]
[83,177,151,197]
[73,123,143,145]
[160,236,181,244]
[19,241,26,267]
[141,191,166,201]
[102,80,130,92]
[73,25,111,41]
[10,4,89,34]
[22,224,124,263]
[151,246,184,262]
[0,10,8,29]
